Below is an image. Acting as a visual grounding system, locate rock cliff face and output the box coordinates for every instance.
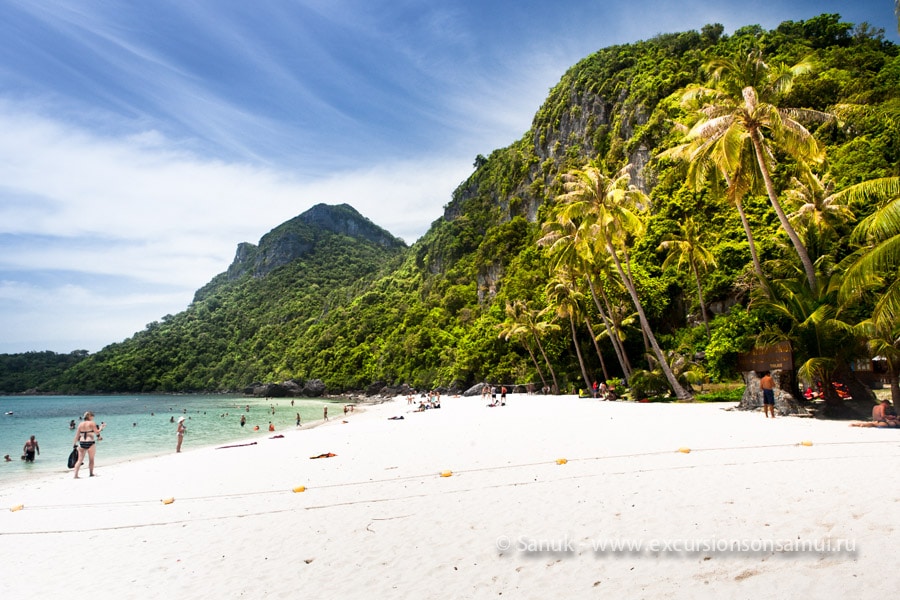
[226,203,406,280]
[447,80,654,301]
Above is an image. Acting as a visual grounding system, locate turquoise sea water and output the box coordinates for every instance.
[0,394,347,485]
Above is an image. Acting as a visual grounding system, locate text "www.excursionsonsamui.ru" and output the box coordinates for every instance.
[495,535,857,555]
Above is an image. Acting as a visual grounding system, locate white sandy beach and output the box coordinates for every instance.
[1,394,898,599]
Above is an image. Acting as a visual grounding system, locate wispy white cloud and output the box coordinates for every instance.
[0,104,472,352]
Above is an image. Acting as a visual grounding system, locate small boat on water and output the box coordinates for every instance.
[4,411,12,415]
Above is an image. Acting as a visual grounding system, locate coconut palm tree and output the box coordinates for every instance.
[784,167,855,261]
[553,165,693,400]
[539,217,631,379]
[498,300,548,392]
[546,270,593,393]
[657,217,717,338]
[756,269,859,410]
[663,110,770,294]
[677,48,831,291]
[855,316,900,404]
[501,300,561,394]
[838,177,900,323]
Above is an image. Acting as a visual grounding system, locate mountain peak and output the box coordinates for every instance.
[225,203,406,280]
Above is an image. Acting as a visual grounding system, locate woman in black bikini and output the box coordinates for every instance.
[73,411,105,478]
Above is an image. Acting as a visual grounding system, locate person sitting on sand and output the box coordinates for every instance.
[851,400,898,427]
[879,400,899,427]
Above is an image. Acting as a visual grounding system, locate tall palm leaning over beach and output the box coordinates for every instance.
[663,114,769,293]
[553,165,693,401]
[546,269,594,393]
[538,215,630,380]
[677,49,830,292]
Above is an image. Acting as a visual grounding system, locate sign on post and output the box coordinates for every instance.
[736,342,793,372]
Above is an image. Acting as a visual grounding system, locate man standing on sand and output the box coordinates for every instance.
[760,371,776,418]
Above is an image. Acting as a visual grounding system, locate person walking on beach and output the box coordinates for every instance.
[176,416,186,452]
[760,371,776,418]
[23,435,39,462]
[323,406,328,421]
[296,413,301,427]
[73,412,105,478]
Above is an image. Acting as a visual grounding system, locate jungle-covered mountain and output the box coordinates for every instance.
[8,14,900,399]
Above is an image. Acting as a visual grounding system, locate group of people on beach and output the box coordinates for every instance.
[3,435,41,463]
[481,384,507,407]
[410,391,442,411]
[591,380,618,401]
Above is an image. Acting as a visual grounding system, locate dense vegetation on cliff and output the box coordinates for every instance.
[4,14,899,400]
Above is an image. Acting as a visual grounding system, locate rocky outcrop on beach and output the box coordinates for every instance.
[737,370,809,416]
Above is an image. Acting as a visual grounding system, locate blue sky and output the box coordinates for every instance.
[0,1,897,354]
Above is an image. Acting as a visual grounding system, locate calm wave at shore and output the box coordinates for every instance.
[0,394,348,485]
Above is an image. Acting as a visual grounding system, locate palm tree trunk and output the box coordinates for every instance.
[691,259,711,338]
[597,283,633,377]
[569,314,592,394]
[732,194,771,294]
[586,274,631,378]
[888,361,900,406]
[609,242,693,400]
[523,340,548,391]
[750,131,818,290]
[584,316,610,381]
[533,333,559,394]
